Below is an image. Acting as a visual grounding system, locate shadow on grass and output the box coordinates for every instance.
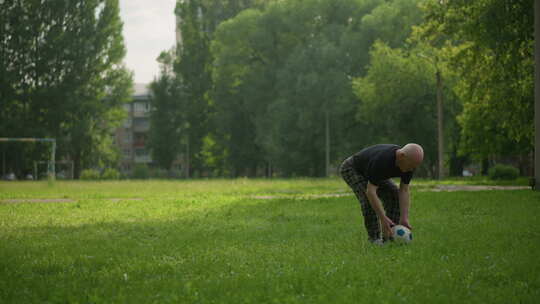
[1,195,366,262]
[0,196,376,302]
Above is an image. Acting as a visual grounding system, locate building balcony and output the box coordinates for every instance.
[133,110,149,118]
[133,124,149,132]
[133,117,150,132]
[133,141,146,148]
[134,155,152,163]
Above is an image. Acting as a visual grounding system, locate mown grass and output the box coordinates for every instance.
[0,179,539,303]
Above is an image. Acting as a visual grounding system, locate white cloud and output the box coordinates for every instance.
[119,0,177,84]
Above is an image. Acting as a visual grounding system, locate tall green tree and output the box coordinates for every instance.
[60,0,133,177]
[173,0,267,177]
[211,8,274,176]
[0,0,133,178]
[420,0,534,164]
[175,0,212,177]
[148,51,184,171]
[212,0,427,176]
[352,42,461,177]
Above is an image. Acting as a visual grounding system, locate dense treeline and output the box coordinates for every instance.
[152,0,424,177]
[421,0,534,174]
[1,0,532,179]
[150,0,533,178]
[153,0,533,177]
[0,0,133,178]
[149,0,272,177]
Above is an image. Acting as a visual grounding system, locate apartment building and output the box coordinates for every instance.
[115,83,152,174]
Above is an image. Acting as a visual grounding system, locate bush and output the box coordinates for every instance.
[102,168,120,180]
[132,164,150,179]
[80,169,100,180]
[168,169,184,179]
[488,164,519,180]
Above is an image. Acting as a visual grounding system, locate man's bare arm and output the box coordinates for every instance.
[366,182,395,237]
[398,182,412,229]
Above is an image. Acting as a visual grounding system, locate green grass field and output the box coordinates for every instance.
[1,179,539,303]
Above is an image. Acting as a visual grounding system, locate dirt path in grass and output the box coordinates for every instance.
[421,185,529,192]
[0,198,143,204]
[0,185,530,203]
[251,185,530,200]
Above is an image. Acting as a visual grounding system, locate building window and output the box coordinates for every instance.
[123,118,132,128]
[124,133,132,144]
[135,148,148,157]
[133,117,149,130]
[134,132,147,147]
[135,102,149,113]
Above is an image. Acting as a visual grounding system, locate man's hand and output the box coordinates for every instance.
[400,219,412,230]
[381,215,396,238]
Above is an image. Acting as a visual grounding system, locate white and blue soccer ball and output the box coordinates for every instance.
[392,225,413,244]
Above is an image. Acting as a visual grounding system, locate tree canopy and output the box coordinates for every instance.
[0,0,133,177]
[209,0,431,176]
[419,0,534,161]
[4,0,532,178]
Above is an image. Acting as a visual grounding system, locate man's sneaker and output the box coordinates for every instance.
[383,236,395,243]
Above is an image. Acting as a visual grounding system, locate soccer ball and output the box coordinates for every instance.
[392,225,413,244]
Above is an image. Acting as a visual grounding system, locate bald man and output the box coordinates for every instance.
[339,143,424,245]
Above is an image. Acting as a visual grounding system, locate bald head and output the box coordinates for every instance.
[396,143,424,172]
[402,143,424,164]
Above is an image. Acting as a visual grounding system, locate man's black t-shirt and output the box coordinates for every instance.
[352,144,413,186]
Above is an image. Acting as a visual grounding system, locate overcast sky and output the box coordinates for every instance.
[119,0,177,85]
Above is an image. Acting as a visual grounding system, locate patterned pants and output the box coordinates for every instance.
[339,156,400,241]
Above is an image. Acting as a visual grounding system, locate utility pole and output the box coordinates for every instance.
[436,68,445,180]
[185,135,190,179]
[419,52,445,179]
[535,0,540,190]
[325,109,330,177]
[2,148,5,177]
